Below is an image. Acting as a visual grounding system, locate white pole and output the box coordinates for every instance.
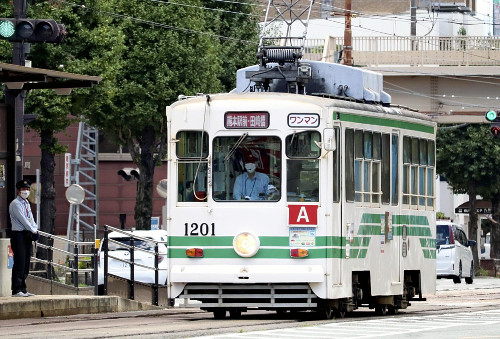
[36,169,40,228]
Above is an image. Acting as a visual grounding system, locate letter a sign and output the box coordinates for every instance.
[288,205,318,226]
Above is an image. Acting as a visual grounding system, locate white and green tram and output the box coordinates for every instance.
[165,61,436,318]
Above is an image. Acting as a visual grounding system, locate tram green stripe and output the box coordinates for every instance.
[169,235,370,248]
[420,238,436,248]
[392,215,429,226]
[168,248,370,259]
[338,113,434,134]
[360,214,429,226]
[392,226,432,237]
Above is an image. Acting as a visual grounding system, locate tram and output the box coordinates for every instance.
[165,60,436,318]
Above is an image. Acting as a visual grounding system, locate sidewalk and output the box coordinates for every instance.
[0,294,163,320]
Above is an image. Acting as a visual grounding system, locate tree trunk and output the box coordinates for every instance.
[134,125,156,230]
[35,128,57,278]
[491,194,500,260]
[467,183,480,273]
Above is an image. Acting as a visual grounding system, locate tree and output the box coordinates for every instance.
[1,0,125,272]
[205,0,260,91]
[437,124,500,269]
[79,0,259,229]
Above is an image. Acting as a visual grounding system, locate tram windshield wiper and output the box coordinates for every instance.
[224,132,248,161]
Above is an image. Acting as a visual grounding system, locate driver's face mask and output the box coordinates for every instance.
[245,163,256,174]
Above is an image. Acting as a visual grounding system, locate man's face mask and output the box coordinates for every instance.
[245,163,256,174]
[20,190,30,199]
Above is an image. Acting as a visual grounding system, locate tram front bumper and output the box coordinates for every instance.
[170,264,325,283]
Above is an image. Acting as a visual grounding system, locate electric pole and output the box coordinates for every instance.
[343,0,353,66]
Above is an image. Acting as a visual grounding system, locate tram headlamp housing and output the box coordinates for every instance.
[233,232,260,257]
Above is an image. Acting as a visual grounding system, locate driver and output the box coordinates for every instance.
[233,153,269,200]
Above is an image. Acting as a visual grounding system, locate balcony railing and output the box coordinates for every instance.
[302,36,500,66]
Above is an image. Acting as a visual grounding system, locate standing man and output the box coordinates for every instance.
[9,180,38,297]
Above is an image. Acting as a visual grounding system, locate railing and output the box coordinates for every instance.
[302,36,500,66]
[30,230,98,294]
[102,225,168,306]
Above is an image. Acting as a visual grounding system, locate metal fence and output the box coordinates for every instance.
[30,230,98,294]
[102,225,168,306]
[303,36,500,66]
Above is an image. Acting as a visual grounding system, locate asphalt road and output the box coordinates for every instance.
[2,277,500,339]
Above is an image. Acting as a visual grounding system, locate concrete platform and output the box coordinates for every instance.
[0,295,161,320]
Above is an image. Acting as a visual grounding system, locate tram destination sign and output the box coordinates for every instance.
[225,111,269,129]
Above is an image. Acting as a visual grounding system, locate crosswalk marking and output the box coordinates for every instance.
[194,309,500,338]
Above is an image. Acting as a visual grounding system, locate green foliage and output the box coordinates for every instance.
[436,211,447,219]
[436,124,500,196]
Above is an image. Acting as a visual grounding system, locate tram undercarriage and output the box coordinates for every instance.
[175,270,425,319]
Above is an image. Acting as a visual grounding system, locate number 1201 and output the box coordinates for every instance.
[184,223,215,236]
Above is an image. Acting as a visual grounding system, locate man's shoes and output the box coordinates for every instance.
[12,292,28,297]
[24,292,35,297]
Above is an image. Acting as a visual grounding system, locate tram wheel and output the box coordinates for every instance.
[375,305,387,316]
[320,306,335,320]
[335,307,346,319]
[229,309,242,318]
[213,309,226,319]
[387,305,399,315]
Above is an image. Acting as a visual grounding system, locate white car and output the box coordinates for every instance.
[436,221,475,284]
[98,230,168,288]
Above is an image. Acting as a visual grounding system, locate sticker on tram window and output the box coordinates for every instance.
[225,112,269,129]
[289,227,316,247]
[288,113,320,128]
[184,222,216,236]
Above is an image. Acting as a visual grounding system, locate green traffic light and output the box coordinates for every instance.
[486,110,498,122]
[0,20,15,38]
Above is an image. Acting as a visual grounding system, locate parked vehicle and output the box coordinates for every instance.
[97,229,168,289]
[436,221,475,284]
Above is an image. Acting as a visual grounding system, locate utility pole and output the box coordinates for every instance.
[411,0,417,50]
[5,0,28,222]
[343,0,353,66]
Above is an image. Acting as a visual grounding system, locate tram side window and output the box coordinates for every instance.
[402,136,435,209]
[212,135,281,201]
[286,131,320,202]
[351,129,382,206]
[392,134,399,205]
[176,131,208,202]
[345,129,355,201]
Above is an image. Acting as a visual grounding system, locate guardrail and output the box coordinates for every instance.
[30,230,98,295]
[302,36,500,66]
[102,225,168,306]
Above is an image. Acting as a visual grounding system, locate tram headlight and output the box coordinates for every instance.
[233,232,260,258]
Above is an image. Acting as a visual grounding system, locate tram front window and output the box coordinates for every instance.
[176,131,208,202]
[212,136,281,201]
[286,131,320,202]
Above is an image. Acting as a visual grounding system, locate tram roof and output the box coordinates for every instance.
[170,92,433,124]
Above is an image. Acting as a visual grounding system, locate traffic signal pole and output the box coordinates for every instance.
[5,0,28,217]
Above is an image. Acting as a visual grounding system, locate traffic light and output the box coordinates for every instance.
[485,110,500,138]
[117,168,140,181]
[0,18,66,43]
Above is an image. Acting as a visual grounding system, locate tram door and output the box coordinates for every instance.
[327,126,341,286]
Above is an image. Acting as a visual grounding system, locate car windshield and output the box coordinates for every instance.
[436,225,451,247]
[107,237,155,251]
